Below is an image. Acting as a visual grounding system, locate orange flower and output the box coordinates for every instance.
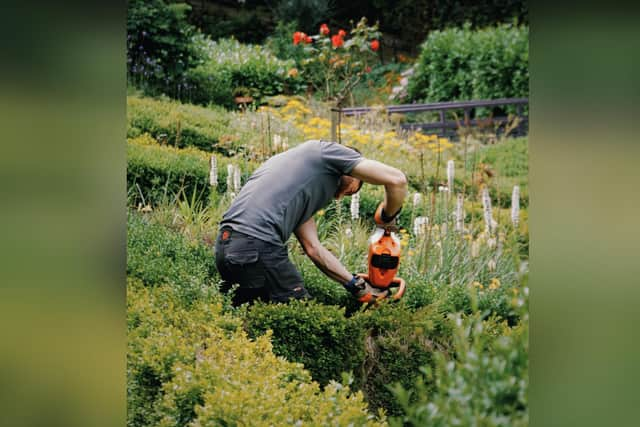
[370,39,380,51]
[319,23,329,35]
[338,29,347,37]
[287,68,299,78]
[293,31,305,45]
[305,35,313,44]
[331,34,344,48]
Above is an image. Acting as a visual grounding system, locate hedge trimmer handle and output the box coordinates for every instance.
[356,273,406,302]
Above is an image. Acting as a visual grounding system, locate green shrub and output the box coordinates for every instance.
[389,304,528,426]
[244,300,366,387]
[186,37,304,108]
[127,279,384,427]
[352,303,453,416]
[127,136,213,206]
[408,24,528,105]
[127,96,231,152]
[126,213,217,304]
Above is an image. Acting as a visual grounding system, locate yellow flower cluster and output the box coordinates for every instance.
[410,132,453,153]
[471,277,501,291]
[280,98,312,118]
[399,228,410,248]
[301,116,332,140]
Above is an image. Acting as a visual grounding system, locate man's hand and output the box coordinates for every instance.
[345,276,389,303]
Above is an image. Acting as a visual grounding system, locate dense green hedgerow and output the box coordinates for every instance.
[244,300,366,387]
[127,136,211,206]
[127,279,385,427]
[408,24,528,105]
[126,213,217,304]
[127,134,255,207]
[127,95,231,152]
[241,297,514,417]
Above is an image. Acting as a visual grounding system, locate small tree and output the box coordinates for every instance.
[293,17,382,106]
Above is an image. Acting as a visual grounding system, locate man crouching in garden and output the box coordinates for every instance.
[215,139,407,306]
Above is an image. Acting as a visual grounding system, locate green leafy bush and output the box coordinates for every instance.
[127,136,216,207]
[128,279,384,427]
[352,303,453,415]
[244,300,366,387]
[389,302,528,426]
[408,24,528,104]
[126,213,217,304]
[127,96,231,152]
[186,37,304,108]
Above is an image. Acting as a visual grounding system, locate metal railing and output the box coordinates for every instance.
[330,97,528,142]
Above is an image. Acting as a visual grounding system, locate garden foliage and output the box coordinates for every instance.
[127,96,231,152]
[127,135,215,207]
[126,214,217,304]
[408,24,529,103]
[333,1,527,53]
[390,296,528,426]
[185,37,305,108]
[126,88,529,424]
[243,298,449,416]
[292,18,382,105]
[128,279,385,427]
[127,0,203,97]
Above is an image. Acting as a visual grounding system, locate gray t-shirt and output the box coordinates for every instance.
[220,140,363,246]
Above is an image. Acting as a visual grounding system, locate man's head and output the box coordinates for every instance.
[334,175,363,199]
[334,145,364,199]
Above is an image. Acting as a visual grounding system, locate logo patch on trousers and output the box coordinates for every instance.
[221,230,230,241]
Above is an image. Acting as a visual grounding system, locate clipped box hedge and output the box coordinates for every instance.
[127,279,386,427]
[243,300,457,416]
[127,135,243,207]
[127,95,231,152]
[126,213,217,304]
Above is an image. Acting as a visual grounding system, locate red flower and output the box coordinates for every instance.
[338,29,347,37]
[305,35,313,44]
[320,24,330,35]
[331,34,344,48]
[293,31,305,45]
[370,39,380,51]
[365,66,372,73]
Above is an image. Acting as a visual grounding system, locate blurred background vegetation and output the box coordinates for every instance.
[127,0,528,108]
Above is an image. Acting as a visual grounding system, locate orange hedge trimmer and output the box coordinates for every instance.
[356,203,406,303]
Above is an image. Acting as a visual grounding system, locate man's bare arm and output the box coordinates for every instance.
[350,159,408,217]
[294,217,352,284]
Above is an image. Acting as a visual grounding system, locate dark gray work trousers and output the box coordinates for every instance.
[215,226,310,306]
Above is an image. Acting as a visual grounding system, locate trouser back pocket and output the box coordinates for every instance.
[223,249,265,289]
